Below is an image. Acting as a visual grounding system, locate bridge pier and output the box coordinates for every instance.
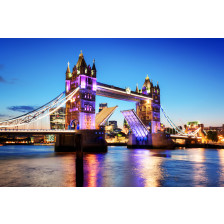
[127,133,174,149]
[55,130,107,152]
[75,134,84,187]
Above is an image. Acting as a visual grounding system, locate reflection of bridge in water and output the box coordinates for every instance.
[0,51,203,151]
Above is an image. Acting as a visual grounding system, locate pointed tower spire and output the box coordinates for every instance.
[76,50,87,68]
[66,61,72,80]
[142,75,151,90]
[91,58,96,78]
[136,83,139,93]
[66,61,71,73]
[92,58,96,70]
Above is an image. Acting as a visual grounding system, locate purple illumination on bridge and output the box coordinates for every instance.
[66,80,71,92]
[80,75,86,89]
[121,109,149,138]
[92,78,97,91]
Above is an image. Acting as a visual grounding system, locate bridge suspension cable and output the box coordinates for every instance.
[0,87,79,128]
[160,106,186,135]
[160,106,200,137]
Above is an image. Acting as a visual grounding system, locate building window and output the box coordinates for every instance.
[90,105,92,111]
[84,105,87,111]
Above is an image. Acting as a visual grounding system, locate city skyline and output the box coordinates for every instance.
[0,38,224,128]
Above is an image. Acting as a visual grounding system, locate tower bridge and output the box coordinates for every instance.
[0,51,203,151]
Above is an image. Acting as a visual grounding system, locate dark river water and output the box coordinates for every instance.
[0,145,224,187]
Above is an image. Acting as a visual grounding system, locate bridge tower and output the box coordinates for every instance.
[65,51,97,130]
[135,75,161,133]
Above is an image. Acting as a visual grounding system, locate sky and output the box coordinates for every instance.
[0,38,224,128]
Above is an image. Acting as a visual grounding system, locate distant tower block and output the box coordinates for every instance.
[65,51,97,130]
[136,75,160,133]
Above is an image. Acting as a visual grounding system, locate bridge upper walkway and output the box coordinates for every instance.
[96,82,152,102]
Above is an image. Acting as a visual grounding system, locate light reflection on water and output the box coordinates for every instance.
[85,154,100,187]
[218,149,224,183]
[191,149,207,187]
[1,145,224,187]
[132,150,163,187]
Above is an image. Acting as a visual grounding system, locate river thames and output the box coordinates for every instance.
[0,145,224,187]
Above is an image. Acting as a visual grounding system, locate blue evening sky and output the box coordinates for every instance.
[0,38,223,128]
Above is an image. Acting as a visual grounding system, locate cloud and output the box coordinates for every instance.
[0,113,6,117]
[0,76,6,83]
[0,76,19,84]
[9,78,19,84]
[0,65,19,84]
[7,106,38,113]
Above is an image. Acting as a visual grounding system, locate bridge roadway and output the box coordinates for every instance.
[170,134,202,140]
[0,129,202,140]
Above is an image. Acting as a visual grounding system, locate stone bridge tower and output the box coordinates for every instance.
[135,75,161,133]
[65,51,97,130]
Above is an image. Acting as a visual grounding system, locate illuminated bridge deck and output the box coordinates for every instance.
[170,134,202,139]
[96,82,152,102]
[0,129,76,135]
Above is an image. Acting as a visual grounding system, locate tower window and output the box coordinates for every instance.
[88,77,92,84]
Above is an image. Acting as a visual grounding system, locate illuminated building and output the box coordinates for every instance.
[99,103,108,112]
[136,75,160,133]
[65,51,96,130]
[204,125,224,134]
[50,107,65,130]
[123,118,130,135]
[184,121,206,142]
[44,135,55,143]
[109,120,117,129]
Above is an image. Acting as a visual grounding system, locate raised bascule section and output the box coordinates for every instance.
[121,109,173,148]
[95,106,118,129]
[121,109,149,138]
